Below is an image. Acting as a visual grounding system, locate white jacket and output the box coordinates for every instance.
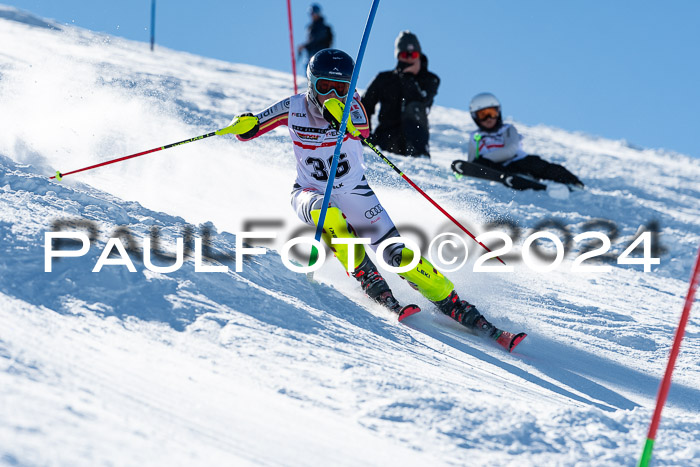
[467,123,527,164]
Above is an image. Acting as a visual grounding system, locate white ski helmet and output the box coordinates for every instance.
[470,92,500,116]
[469,92,502,130]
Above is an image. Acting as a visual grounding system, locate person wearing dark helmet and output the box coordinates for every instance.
[227,49,524,351]
[362,31,440,158]
[297,3,333,68]
[468,92,584,189]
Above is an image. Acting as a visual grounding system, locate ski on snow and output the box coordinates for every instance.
[378,294,421,322]
[381,295,526,352]
[451,159,547,191]
[492,329,527,353]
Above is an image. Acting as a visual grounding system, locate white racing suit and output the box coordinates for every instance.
[237,92,454,302]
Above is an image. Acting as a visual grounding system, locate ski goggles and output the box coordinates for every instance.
[476,107,500,121]
[313,77,351,98]
[398,51,420,60]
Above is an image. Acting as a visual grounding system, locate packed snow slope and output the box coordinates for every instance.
[1,6,699,466]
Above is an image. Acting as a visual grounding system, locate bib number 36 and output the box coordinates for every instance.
[305,153,350,181]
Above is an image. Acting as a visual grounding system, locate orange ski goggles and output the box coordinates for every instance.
[476,107,500,121]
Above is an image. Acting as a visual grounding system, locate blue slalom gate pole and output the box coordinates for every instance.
[150,0,156,51]
[309,0,381,267]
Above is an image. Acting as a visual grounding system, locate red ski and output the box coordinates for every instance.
[494,330,527,353]
[374,291,421,322]
[397,304,421,322]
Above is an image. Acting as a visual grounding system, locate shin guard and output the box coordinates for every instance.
[397,249,454,302]
[310,207,366,272]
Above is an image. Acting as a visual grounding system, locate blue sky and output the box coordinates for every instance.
[4,0,699,158]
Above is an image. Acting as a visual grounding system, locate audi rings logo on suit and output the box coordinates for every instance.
[365,204,384,219]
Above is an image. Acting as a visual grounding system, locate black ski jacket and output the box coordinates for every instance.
[362,55,440,136]
[301,17,333,58]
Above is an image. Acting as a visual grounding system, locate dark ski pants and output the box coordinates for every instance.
[369,102,431,157]
[476,155,583,186]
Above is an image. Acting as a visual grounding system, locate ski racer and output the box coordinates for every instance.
[229,49,524,351]
[467,92,584,189]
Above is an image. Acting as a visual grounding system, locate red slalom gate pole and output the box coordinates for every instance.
[286,0,298,94]
[638,245,700,467]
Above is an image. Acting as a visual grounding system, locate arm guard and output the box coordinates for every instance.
[236,97,290,141]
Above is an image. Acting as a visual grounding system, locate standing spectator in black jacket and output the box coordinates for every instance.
[362,31,440,158]
[297,4,333,68]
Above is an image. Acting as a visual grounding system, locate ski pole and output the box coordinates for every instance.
[49,116,258,181]
[323,99,504,265]
[474,133,482,159]
[454,133,482,181]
